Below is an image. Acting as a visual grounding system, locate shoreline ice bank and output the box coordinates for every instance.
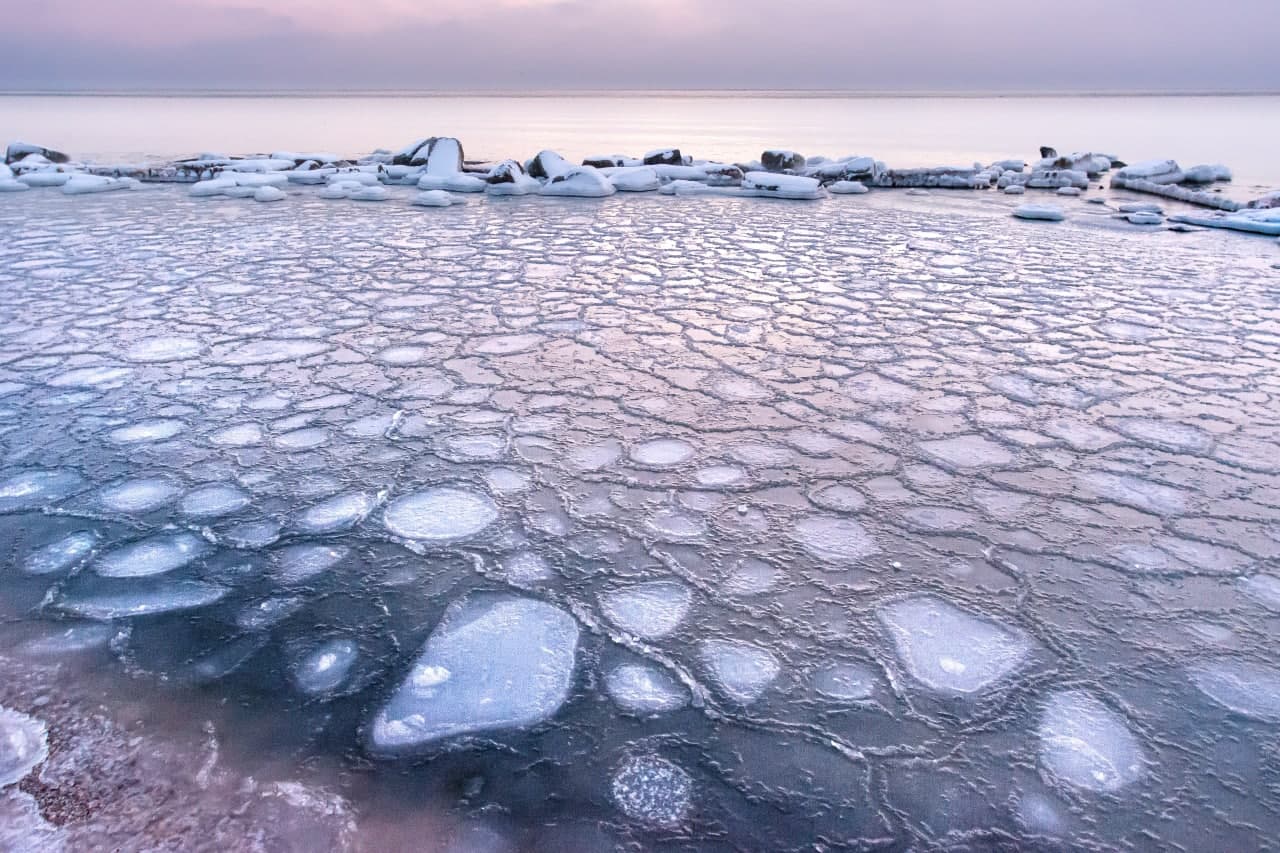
[4,135,1277,230]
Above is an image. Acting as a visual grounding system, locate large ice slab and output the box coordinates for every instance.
[57,581,229,619]
[0,469,85,513]
[383,486,498,542]
[369,595,579,750]
[877,596,1032,694]
[1038,690,1145,792]
[1188,658,1280,722]
[598,581,691,640]
[699,639,780,705]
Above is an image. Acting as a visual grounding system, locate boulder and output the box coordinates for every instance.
[526,150,572,180]
[392,137,435,166]
[484,159,526,185]
[643,148,686,166]
[761,150,806,172]
[6,141,69,165]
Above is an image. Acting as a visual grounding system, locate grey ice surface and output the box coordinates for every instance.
[0,187,1278,849]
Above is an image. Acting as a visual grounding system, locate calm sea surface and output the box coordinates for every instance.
[2,91,1278,188]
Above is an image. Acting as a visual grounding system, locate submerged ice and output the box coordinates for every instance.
[370,596,579,750]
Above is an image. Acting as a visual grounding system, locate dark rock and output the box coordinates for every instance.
[1039,146,1058,159]
[485,160,525,185]
[702,164,745,186]
[6,142,70,165]
[583,154,630,169]
[762,150,806,172]
[393,137,435,166]
[643,148,685,166]
[526,150,571,180]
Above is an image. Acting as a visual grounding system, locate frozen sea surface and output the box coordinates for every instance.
[0,187,1278,850]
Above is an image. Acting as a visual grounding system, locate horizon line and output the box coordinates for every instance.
[2,87,1279,99]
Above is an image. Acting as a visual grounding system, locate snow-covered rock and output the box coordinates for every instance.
[16,170,72,187]
[583,154,641,169]
[828,180,869,194]
[369,595,579,751]
[5,141,68,165]
[608,167,661,193]
[740,171,824,200]
[60,175,135,195]
[0,179,31,192]
[1056,186,1082,196]
[874,166,986,189]
[761,150,806,172]
[484,160,539,196]
[1126,211,1163,225]
[412,190,459,207]
[254,185,285,203]
[805,156,881,185]
[1182,163,1232,183]
[1003,184,1026,195]
[526,150,572,180]
[1014,204,1066,222]
[348,185,390,201]
[658,180,716,196]
[1113,159,1184,186]
[1026,169,1089,190]
[643,148,687,166]
[539,166,617,198]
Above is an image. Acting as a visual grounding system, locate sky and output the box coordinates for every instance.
[1,0,1277,91]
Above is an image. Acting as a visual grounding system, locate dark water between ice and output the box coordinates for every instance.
[2,91,1279,188]
[1,186,1280,850]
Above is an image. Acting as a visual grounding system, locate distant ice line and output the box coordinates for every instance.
[6,138,1279,231]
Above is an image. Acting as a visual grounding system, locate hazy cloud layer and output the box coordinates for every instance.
[2,0,1277,90]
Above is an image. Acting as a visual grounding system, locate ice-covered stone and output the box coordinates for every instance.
[828,180,869,194]
[0,707,48,787]
[538,166,616,198]
[608,167,661,193]
[604,663,689,715]
[611,754,692,827]
[761,150,806,172]
[369,595,579,750]
[877,595,1032,694]
[94,532,212,578]
[1037,690,1145,792]
[699,639,779,705]
[526,150,572,180]
[412,189,459,207]
[1188,658,1280,722]
[383,486,498,542]
[254,185,285,203]
[740,171,824,200]
[1013,204,1066,222]
[598,581,691,640]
